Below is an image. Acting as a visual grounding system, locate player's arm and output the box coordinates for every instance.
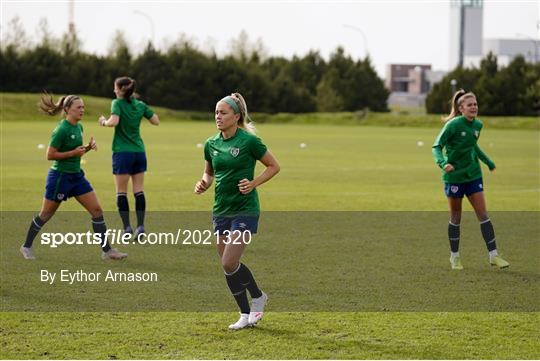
[238,150,280,194]
[432,123,454,170]
[148,113,160,126]
[474,144,496,170]
[194,161,214,194]
[98,114,120,127]
[47,145,87,160]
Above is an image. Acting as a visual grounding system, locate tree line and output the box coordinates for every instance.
[0,19,389,113]
[426,53,540,116]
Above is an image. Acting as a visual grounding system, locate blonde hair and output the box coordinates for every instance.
[444,89,476,122]
[39,92,81,116]
[229,92,256,134]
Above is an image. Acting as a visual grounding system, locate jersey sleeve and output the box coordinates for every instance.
[432,122,454,168]
[249,135,268,160]
[204,141,211,162]
[49,125,65,149]
[474,144,496,170]
[111,99,121,116]
[143,103,155,119]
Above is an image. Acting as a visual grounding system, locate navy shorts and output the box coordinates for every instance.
[444,178,484,198]
[45,169,93,202]
[213,215,259,235]
[112,152,147,175]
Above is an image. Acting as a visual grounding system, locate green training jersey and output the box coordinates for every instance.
[432,115,495,184]
[204,128,268,216]
[111,97,154,153]
[49,119,83,173]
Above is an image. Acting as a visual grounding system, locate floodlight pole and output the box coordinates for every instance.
[343,24,369,57]
[133,10,155,45]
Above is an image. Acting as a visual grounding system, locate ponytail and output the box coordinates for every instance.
[39,91,80,116]
[115,76,137,103]
[229,92,256,134]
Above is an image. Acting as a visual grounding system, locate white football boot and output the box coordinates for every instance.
[249,291,268,325]
[228,313,251,330]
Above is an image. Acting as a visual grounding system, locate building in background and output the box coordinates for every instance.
[385,64,446,108]
[450,0,539,68]
[482,38,539,65]
[449,0,484,69]
[387,0,539,108]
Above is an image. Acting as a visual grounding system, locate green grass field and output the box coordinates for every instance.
[0,93,539,359]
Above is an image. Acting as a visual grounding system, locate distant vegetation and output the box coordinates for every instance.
[1,17,538,116]
[0,18,389,113]
[426,53,540,116]
[2,93,538,130]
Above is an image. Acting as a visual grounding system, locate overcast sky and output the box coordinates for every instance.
[2,0,539,76]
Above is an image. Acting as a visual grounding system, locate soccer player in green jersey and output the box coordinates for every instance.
[20,93,127,261]
[432,89,509,270]
[194,93,280,330]
[99,77,160,240]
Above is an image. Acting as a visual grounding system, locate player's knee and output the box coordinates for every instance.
[39,212,53,223]
[222,260,239,274]
[89,206,103,218]
[477,213,489,222]
[450,212,461,225]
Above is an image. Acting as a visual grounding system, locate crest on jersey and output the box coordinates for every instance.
[71,134,76,139]
[230,147,240,157]
[474,130,479,138]
[57,193,65,200]
[450,186,459,193]
[461,131,466,136]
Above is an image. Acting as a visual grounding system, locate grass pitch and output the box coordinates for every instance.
[0,93,539,359]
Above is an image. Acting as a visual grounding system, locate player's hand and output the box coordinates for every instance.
[443,163,455,173]
[98,115,107,126]
[194,179,208,194]
[73,146,87,157]
[85,136,97,152]
[238,178,254,194]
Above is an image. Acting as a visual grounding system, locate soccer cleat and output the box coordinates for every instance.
[20,246,36,260]
[228,313,251,330]
[124,226,133,237]
[449,256,463,270]
[490,255,510,269]
[249,291,268,325]
[101,248,128,260]
[135,226,145,243]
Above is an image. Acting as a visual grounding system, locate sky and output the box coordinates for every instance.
[2,0,539,77]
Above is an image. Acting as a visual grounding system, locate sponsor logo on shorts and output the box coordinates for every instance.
[238,222,247,229]
[229,147,240,157]
[57,193,65,200]
[479,183,483,189]
[450,186,459,193]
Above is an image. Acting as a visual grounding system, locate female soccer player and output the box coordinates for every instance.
[20,93,127,260]
[99,77,159,239]
[194,93,280,330]
[432,89,509,270]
